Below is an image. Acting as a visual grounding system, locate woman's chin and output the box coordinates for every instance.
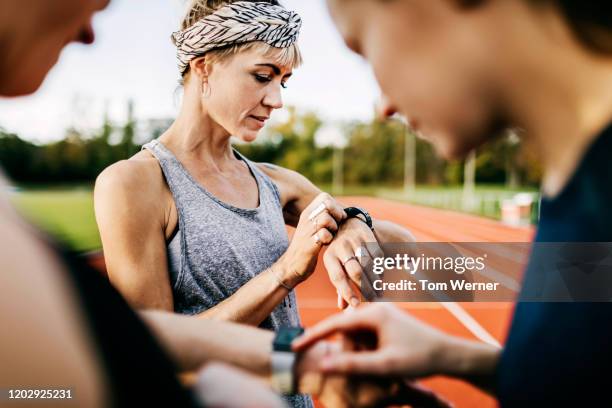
[234,130,260,143]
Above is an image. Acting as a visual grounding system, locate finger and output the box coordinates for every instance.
[337,292,348,309]
[325,200,346,222]
[314,212,338,234]
[325,257,359,308]
[307,201,327,221]
[359,276,378,302]
[365,241,385,261]
[352,263,377,302]
[292,308,375,351]
[343,255,363,288]
[351,247,378,301]
[308,192,332,209]
[309,193,345,222]
[312,228,330,247]
[319,351,389,376]
[315,228,334,246]
[305,192,333,219]
[355,246,373,272]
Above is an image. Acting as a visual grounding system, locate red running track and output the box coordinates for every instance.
[85,196,534,407]
[296,197,534,408]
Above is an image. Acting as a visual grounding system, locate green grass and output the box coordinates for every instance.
[10,187,100,252]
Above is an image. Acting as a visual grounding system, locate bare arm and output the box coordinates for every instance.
[140,309,333,396]
[95,160,285,323]
[94,160,175,311]
[96,161,344,325]
[258,163,321,228]
[259,163,416,307]
[140,310,274,374]
[0,196,105,407]
[258,163,415,240]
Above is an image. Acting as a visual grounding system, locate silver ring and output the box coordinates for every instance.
[355,247,370,258]
[341,255,358,267]
[313,232,321,245]
[308,202,327,221]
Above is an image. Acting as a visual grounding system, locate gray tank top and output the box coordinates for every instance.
[143,140,312,407]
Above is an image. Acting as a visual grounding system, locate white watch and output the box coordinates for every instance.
[270,350,296,395]
[270,327,304,395]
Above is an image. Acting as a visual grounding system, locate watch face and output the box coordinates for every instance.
[273,327,305,352]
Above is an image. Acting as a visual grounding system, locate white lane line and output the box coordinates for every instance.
[441,302,501,348]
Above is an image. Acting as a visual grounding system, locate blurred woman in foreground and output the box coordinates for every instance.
[296,1,612,406]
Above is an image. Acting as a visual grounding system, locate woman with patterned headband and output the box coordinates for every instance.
[94,1,413,402]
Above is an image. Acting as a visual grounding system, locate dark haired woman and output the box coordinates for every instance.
[295,1,612,406]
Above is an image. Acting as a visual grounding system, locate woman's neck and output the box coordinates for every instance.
[503,5,612,198]
[160,98,236,169]
[525,72,612,198]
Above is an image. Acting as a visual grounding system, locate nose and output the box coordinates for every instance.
[377,95,397,119]
[77,22,95,45]
[262,83,283,110]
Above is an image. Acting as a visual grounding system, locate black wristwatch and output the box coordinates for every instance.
[344,206,374,231]
[271,326,304,395]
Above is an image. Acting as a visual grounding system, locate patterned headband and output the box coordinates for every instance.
[171,1,302,75]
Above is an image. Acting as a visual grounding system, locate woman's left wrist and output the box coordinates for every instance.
[274,258,303,288]
[434,336,500,379]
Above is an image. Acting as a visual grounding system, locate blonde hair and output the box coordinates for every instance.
[179,0,303,78]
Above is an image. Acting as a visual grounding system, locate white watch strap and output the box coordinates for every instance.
[270,351,296,395]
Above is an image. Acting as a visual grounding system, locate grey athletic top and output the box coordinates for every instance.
[142,139,311,408]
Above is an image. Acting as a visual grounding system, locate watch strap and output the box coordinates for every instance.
[344,206,374,230]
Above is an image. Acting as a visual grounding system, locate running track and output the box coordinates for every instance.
[296,197,534,408]
[86,196,534,407]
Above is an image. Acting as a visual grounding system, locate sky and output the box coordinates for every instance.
[0,0,381,144]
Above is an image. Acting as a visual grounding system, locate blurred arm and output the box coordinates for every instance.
[0,197,105,407]
[140,309,333,395]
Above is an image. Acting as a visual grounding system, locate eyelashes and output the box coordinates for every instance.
[253,74,288,89]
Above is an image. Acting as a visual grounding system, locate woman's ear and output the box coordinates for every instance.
[190,56,212,82]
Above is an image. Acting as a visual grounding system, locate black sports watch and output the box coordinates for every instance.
[271,326,304,395]
[344,206,374,231]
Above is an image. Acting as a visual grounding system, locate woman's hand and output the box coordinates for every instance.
[323,218,384,309]
[293,304,447,378]
[276,193,346,288]
[296,332,452,408]
[292,304,500,382]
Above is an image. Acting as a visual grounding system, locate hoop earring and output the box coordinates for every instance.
[201,80,211,98]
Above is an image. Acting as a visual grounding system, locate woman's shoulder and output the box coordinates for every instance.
[94,151,169,214]
[97,152,162,191]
